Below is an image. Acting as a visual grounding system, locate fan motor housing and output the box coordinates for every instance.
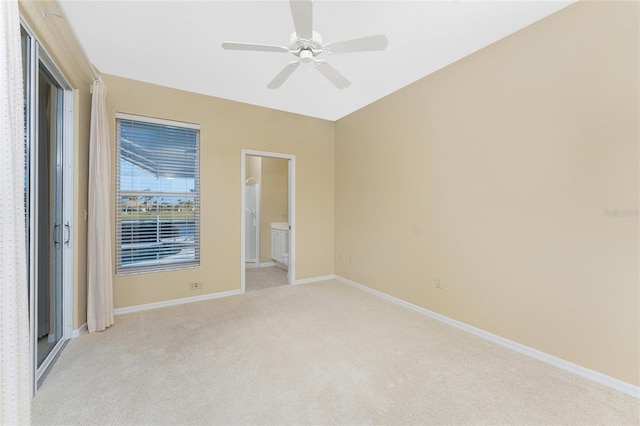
[289,31,323,55]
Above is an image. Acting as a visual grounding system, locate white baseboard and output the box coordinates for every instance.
[113,289,244,316]
[259,262,276,268]
[335,275,640,399]
[71,323,87,338]
[293,274,336,285]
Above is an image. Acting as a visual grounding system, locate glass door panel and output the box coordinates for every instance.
[35,65,64,367]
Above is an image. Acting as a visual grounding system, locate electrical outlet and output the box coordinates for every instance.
[436,278,442,289]
[189,281,203,290]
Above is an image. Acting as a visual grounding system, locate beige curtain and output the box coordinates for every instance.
[0,0,31,423]
[87,79,114,333]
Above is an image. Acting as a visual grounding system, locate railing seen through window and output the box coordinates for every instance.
[116,114,200,274]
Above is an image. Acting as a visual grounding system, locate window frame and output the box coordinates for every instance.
[115,113,200,275]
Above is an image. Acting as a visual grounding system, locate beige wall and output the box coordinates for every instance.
[259,157,289,263]
[103,74,334,308]
[19,0,94,329]
[335,1,639,386]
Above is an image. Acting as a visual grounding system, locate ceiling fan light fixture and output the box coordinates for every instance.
[299,49,314,63]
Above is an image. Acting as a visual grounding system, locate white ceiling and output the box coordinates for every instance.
[59,1,574,121]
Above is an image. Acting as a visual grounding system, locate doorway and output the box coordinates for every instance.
[22,23,74,394]
[241,150,295,292]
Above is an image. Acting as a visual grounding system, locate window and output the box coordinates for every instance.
[116,114,200,274]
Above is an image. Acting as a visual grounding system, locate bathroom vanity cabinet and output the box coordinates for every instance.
[271,222,289,267]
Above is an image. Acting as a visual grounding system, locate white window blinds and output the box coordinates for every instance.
[115,114,200,275]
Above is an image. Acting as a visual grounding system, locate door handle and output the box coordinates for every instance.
[64,221,71,247]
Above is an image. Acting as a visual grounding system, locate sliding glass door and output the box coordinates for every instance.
[34,64,65,368]
[22,23,73,393]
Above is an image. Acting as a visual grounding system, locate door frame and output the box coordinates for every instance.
[22,20,75,395]
[240,150,295,292]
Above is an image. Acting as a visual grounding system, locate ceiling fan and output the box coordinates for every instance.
[221,0,388,89]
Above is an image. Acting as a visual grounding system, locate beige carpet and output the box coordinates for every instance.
[32,280,639,425]
[245,266,287,292]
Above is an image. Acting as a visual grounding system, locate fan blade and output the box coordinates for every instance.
[289,0,313,40]
[324,34,388,54]
[315,60,350,89]
[222,42,289,53]
[268,61,300,89]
